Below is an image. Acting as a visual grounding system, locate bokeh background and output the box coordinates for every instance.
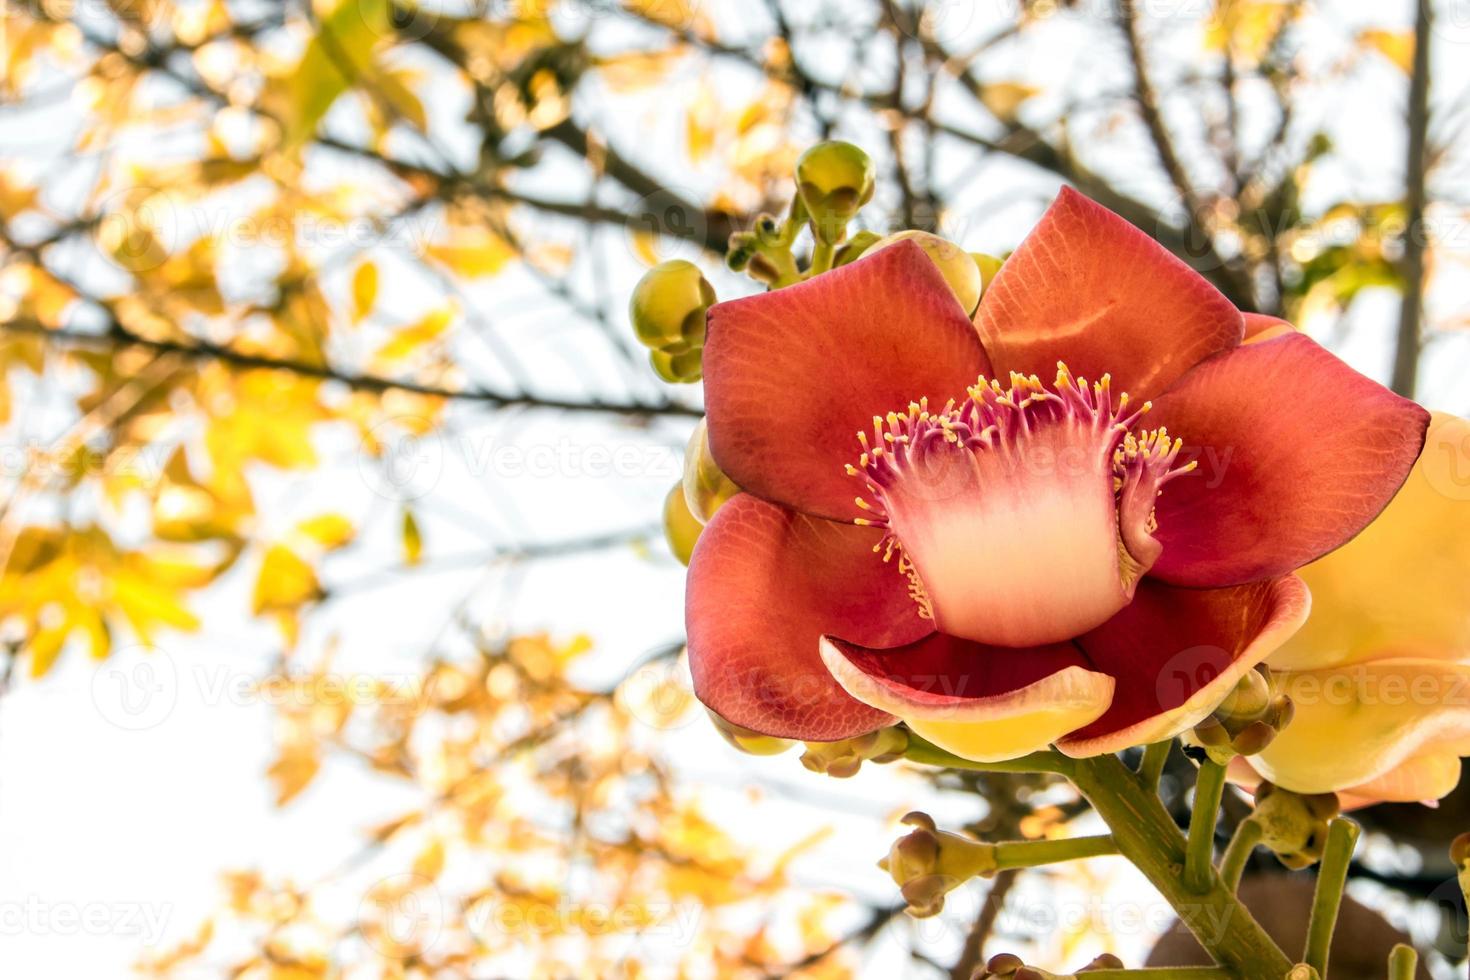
[1,0,1469,976]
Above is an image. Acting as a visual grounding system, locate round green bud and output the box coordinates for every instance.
[663,482,703,566]
[629,259,715,350]
[870,230,982,315]
[649,347,702,384]
[795,141,876,244]
[682,419,740,524]
[705,708,794,756]
[833,230,883,267]
[1214,668,1272,724]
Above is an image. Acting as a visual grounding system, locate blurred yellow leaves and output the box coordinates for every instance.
[979,82,1040,124]
[349,260,378,324]
[1358,28,1414,74]
[373,307,454,367]
[1203,0,1298,63]
[0,525,223,676]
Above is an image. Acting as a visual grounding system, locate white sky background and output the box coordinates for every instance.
[1,0,1470,976]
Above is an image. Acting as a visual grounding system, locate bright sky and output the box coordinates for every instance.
[1,1,1468,977]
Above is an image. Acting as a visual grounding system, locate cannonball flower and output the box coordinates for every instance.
[686,189,1429,762]
[1232,412,1470,806]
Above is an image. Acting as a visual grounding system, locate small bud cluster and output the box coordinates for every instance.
[800,727,908,778]
[879,811,999,918]
[1253,781,1341,869]
[1187,667,1294,763]
[628,259,713,383]
[973,952,1123,979]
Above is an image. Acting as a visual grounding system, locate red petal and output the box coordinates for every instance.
[820,633,1113,762]
[1147,333,1430,587]
[1057,575,1310,756]
[703,242,991,520]
[975,187,1243,403]
[685,494,931,741]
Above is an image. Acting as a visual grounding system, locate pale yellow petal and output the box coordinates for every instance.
[1268,412,1470,672]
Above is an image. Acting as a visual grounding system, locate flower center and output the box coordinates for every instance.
[848,363,1194,647]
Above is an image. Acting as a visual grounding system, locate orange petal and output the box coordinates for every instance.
[1147,333,1429,587]
[703,242,990,521]
[685,494,930,741]
[975,187,1243,403]
[1057,575,1310,756]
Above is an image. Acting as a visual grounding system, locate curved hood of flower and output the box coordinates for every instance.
[1236,413,1470,803]
[687,187,1429,760]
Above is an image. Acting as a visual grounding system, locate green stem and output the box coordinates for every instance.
[994,835,1118,870]
[807,238,836,276]
[1218,817,1261,893]
[1138,740,1172,791]
[902,736,1073,774]
[1080,971,1234,980]
[1303,817,1360,977]
[1069,754,1291,976]
[1185,759,1228,893]
[1387,943,1418,980]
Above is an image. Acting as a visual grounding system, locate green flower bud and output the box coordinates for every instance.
[1186,669,1294,763]
[1215,668,1272,723]
[795,141,875,244]
[1253,781,1340,870]
[878,811,998,918]
[649,347,702,384]
[629,259,715,350]
[801,727,908,778]
[705,708,794,756]
[870,230,982,315]
[682,418,740,524]
[834,230,883,267]
[663,482,703,565]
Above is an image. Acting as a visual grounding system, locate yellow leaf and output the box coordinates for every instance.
[1360,29,1414,73]
[278,0,390,147]
[424,233,513,279]
[373,308,453,364]
[296,513,355,551]
[252,545,322,614]
[267,743,320,806]
[350,261,378,323]
[412,838,444,880]
[402,508,423,565]
[980,81,1039,123]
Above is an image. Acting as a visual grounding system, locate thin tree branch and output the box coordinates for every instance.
[0,319,702,419]
[1391,0,1434,398]
[1118,2,1255,308]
